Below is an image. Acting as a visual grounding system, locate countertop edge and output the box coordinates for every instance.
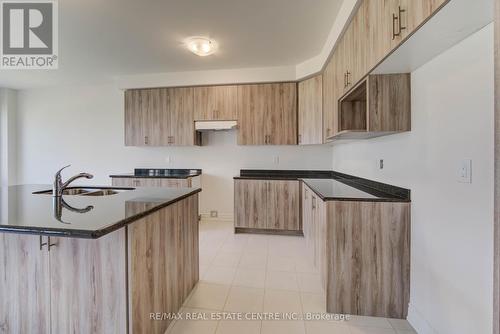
[0,188,202,239]
[109,174,200,179]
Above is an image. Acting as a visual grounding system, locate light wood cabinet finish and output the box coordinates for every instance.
[322,58,336,140]
[326,201,410,318]
[0,234,50,334]
[50,230,127,334]
[128,195,199,334]
[336,74,411,139]
[302,184,327,290]
[234,179,301,233]
[0,194,199,334]
[298,75,323,145]
[125,88,197,147]
[112,177,192,188]
[237,83,297,145]
[194,85,238,120]
[234,179,268,229]
[267,180,300,231]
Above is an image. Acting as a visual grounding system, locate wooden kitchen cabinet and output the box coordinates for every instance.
[50,231,127,334]
[125,87,198,147]
[234,179,268,229]
[112,177,193,188]
[237,83,297,145]
[326,200,410,318]
[298,75,323,145]
[0,234,50,334]
[336,73,411,139]
[0,195,199,334]
[267,180,300,231]
[234,179,301,233]
[322,58,336,140]
[194,85,238,121]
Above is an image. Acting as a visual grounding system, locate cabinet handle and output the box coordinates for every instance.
[298,134,302,144]
[343,73,347,88]
[39,236,47,251]
[144,136,149,145]
[346,71,351,87]
[398,6,407,33]
[312,196,316,210]
[48,237,56,251]
[392,6,407,40]
[305,189,308,200]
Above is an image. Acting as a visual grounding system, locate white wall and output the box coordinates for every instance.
[332,24,494,334]
[0,88,17,186]
[15,84,332,216]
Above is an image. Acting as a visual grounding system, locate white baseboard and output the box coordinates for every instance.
[199,213,233,223]
[407,303,437,334]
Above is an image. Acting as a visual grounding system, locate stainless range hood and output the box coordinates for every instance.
[195,121,238,132]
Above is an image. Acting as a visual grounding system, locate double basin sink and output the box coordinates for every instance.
[33,187,133,197]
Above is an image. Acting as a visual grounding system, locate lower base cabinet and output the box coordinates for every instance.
[234,179,301,234]
[302,183,410,319]
[111,177,194,188]
[0,194,199,334]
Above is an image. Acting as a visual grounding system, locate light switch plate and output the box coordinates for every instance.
[458,159,472,183]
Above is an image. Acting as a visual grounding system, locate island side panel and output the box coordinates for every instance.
[0,234,50,334]
[326,201,410,319]
[49,228,128,334]
[128,194,199,334]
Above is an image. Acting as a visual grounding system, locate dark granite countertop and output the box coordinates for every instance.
[110,168,202,179]
[0,184,201,239]
[234,169,410,202]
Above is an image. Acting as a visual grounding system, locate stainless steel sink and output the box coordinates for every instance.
[33,187,133,196]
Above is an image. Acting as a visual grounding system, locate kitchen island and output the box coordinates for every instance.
[0,185,200,334]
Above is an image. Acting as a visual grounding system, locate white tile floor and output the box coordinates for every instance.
[167,221,417,334]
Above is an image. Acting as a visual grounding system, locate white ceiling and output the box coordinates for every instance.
[0,0,343,89]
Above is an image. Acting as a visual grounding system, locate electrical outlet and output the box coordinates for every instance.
[210,210,218,218]
[166,156,173,164]
[458,159,472,183]
[273,156,280,165]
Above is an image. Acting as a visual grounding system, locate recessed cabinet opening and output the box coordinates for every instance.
[332,74,411,140]
[338,80,367,134]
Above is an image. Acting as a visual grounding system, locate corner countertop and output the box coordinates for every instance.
[110,168,202,179]
[0,185,201,239]
[234,169,410,202]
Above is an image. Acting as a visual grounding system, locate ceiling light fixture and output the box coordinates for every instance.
[185,37,217,57]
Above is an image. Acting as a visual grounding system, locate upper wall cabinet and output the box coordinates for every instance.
[124,88,199,146]
[322,58,336,140]
[193,85,238,121]
[237,83,297,146]
[335,74,411,139]
[298,75,323,145]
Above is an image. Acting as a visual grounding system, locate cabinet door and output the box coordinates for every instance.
[267,180,300,231]
[350,0,370,84]
[266,83,297,145]
[166,87,195,146]
[368,0,394,69]
[125,90,149,146]
[405,0,449,34]
[298,75,323,145]
[0,234,50,334]
[194,85,238,121]
[234,180,268,229]
[238,83,297,145]
[322,58,336,140]
[49,231,127,334]
[237,85,269,145]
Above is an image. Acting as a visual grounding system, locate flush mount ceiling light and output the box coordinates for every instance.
[185,37,217,57]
